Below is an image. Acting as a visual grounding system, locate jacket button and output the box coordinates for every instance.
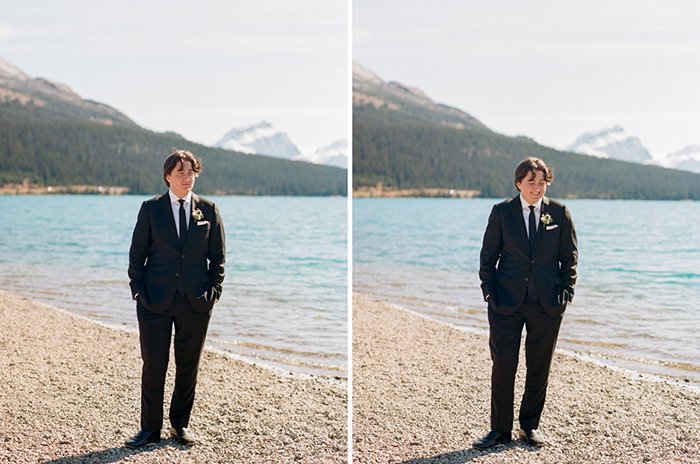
[176,273,180,277]
[531,260,535,264]
[181,255,185,259]
[525,277,529,281]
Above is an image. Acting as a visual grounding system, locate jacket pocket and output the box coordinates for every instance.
[145,269,160,282]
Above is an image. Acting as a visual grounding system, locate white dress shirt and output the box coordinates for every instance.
[519,194,543,238]
[168,190,192,237]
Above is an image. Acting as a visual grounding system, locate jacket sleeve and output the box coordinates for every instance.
[557,205,578,304]
[206,202,226,301]
[479,205,502,301]
[128,201,151,299]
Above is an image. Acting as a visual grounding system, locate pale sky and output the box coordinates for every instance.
[1,0,348,155]
[354,0,700,159]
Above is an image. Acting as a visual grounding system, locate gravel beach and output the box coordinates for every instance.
[352,293,700,464]
[0,290,347,463]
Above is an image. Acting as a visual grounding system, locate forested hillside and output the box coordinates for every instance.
[0,117,347,196]
[353,115,700,200]
[0,57,346,196]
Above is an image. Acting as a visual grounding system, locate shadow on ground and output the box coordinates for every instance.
[41,438,192,464]
[401,439,541,464]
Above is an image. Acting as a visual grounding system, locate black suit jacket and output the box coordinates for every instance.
[479,195,577,317]
[128,192,226,314]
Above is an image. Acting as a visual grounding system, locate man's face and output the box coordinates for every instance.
[166,160,196,198]
[516,169,547,205]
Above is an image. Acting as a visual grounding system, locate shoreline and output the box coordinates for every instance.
[2,283,348,383]
[0,290,347,463]
[385,296,700,391]
[353,292,700,463]
[354,280,700,389]
[48,303,347,385]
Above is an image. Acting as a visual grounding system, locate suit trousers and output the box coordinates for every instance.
[136,293,211,431]
[488,295,563,432]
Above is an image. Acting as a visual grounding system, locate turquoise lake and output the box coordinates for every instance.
[0,195,348,379]
[353,198,700,387]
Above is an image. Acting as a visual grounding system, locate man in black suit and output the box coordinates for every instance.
[126,149,225,448]
[474,157,577,449]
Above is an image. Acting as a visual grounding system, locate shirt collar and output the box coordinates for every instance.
[169,189,192,205]
[519,194,543,211]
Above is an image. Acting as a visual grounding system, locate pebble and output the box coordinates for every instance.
[0,290,348,463]
[353,293,700,464]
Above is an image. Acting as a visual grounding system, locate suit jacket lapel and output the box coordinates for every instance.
[533,196,549,251]
[158,193,180,246]
[508,196,530,252]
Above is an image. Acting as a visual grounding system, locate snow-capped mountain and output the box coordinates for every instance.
[294,140,347,168]
[567,126,651,163]
[647,145,700,174]
[214,121,300,159]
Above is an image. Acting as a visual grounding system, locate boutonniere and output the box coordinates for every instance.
[540,213,553,226]
[192,208,204,221]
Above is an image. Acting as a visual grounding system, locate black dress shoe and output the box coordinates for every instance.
[519,428,546,447]
[170,427,197,446]
[473,430,511,450]
[125,430,161,449]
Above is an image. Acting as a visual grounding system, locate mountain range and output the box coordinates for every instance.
[214,121,300,159]
[0,59,136,127]
[566,126,652,163]
[566,126,700,174]
[294,140,348,169]
[0,57,346,196]
[353,62,700,200]
[652,145,700,173]
[214,120,348,168]
[353,62,488,131]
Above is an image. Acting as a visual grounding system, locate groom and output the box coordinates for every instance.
[126,149,225,448]
[474,157,578,449]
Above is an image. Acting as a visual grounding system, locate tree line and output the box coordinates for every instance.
[0,117,347,196]
[353,114,700,200]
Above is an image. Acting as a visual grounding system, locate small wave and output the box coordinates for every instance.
[205,337,346,360]
[559,337,626,349]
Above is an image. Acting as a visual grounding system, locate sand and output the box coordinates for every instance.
[352,293,700,464]
[0,290,347,463]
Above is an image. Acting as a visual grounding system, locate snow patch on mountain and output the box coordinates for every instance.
[294,140,347,168]
[646,145,700,174]
[567,126,651,163]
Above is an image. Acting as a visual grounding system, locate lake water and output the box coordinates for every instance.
[0,195,347,379]
[353,198,700,387]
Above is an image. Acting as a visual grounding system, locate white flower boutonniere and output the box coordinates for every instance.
[540,213,553,226]
[192,208,204,221]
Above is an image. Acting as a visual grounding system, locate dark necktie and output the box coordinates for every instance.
[178,199,187,294]
[528,205,538,300]
[528,205,537,249]
[179,199,187,248]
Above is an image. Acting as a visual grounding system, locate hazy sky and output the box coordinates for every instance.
[1,0,348,154]
[354,0,700,158]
